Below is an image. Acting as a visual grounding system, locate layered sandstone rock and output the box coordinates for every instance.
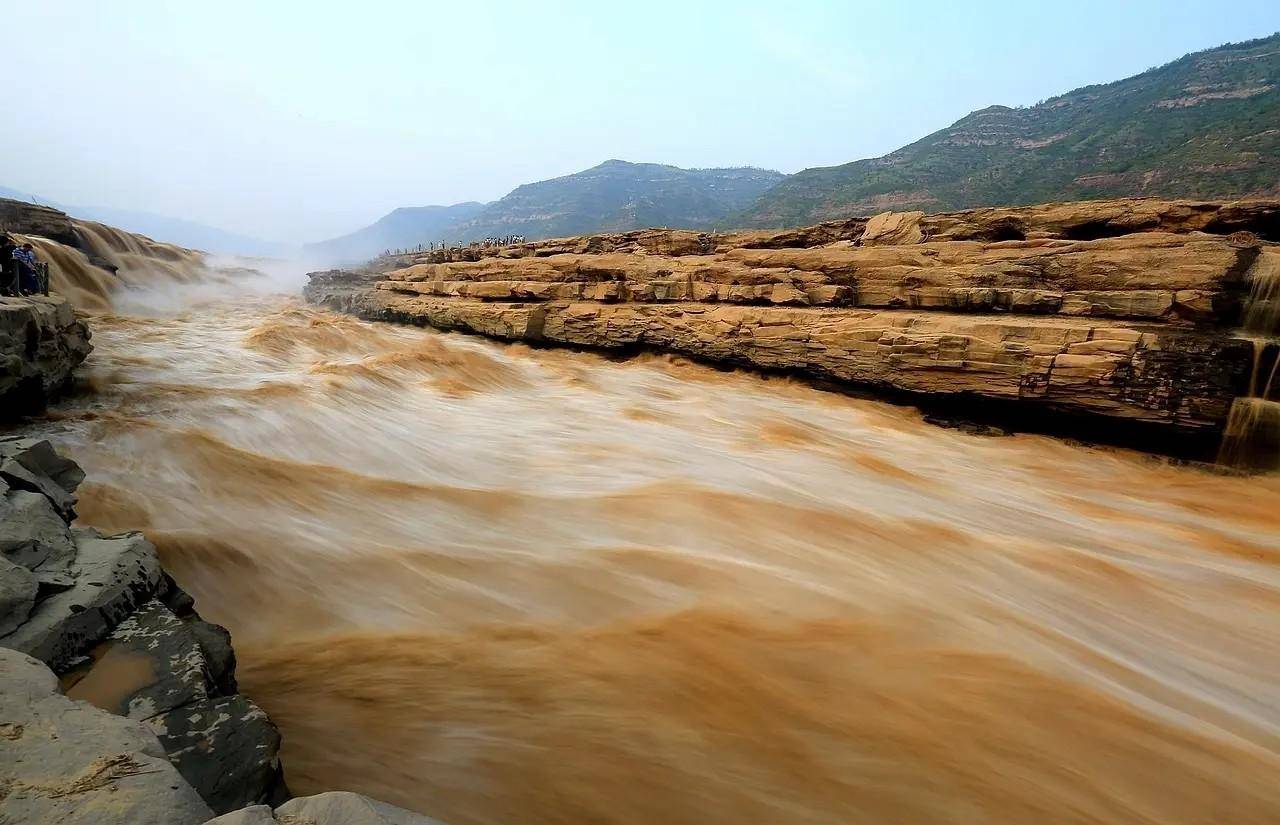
[0,295,92,415]
[308,198,1278,449]
[0,197,78,246]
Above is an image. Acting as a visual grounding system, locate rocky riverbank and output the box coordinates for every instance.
[306,197,1279,457]
[0,437,445,824]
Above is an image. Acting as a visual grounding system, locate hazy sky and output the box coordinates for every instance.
[3,0,1278,243]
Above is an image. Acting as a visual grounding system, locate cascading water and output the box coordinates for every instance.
[1219,248,1280,471]
[16,218,242,312]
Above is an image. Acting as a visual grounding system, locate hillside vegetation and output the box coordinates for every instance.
[739,34,1280,226]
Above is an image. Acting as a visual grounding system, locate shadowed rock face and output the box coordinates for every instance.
[306,198,1278,452]
[0,296,92,416]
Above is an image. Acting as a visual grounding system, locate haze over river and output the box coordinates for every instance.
[24,287,1280,825]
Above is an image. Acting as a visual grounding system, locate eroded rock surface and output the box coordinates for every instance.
[0,295,92,415]
[307,198,1276,449]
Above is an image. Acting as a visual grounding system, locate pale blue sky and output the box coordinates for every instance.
[2,0,1277,243]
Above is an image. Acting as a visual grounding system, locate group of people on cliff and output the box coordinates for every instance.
[0,235,43,297]
[480,235,525,247]
[382,235,528,258]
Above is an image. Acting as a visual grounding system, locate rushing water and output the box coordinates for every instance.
[1219,248,1280,470]
[22,287,1280,825]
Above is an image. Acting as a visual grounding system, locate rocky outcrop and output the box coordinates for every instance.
[0,437,286,818]
[302,268,385,314]
[0,197,78,246]
[0,295,93,416]
[308,198,1278,455]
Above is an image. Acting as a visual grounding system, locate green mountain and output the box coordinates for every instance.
[308,160,785,262]
[740,33,1280,227]
[454,160,785,240]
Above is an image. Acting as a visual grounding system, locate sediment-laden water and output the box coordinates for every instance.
[25,288,1280,825]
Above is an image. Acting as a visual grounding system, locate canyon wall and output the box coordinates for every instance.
[308,198,1279,454]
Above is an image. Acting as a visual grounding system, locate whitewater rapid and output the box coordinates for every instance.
[23,291,1280,825]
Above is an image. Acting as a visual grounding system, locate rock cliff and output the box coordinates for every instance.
[306,197,1278,456]
[0,439,444,824]
[0,296,93,417]
[0,198,78,247]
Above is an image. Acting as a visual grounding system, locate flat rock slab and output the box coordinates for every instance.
[0,647,212,825]
[150,693,285,815]
[0,527,163,671]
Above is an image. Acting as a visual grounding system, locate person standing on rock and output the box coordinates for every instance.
[14,243,39,295]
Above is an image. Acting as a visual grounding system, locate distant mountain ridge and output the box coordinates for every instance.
[306,160,785,262]
[303,202,487,263]
[453,160,785,240]
[738,33,1280,227]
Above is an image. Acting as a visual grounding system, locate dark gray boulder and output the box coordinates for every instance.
[150,693,286,814]
[189,616,239,694]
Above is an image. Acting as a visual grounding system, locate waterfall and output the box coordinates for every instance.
[15,220,221,312]
[1219,248,1280,470]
